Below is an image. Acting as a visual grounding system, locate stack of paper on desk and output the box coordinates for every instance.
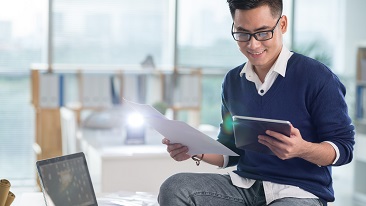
[123,99,238,156]
[97,191,158,206]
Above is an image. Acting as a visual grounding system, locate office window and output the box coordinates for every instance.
[292,0,355,115]
[176,0,240,126]
[53,0,171,66]
[293,0,340,69]
[177,0,243,69]
[0,0,47,184]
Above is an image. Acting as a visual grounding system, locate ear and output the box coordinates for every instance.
[280,15,288,34]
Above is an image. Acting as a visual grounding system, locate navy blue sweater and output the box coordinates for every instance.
[217,52,355,203]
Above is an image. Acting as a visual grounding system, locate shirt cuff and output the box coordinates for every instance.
[219,155,230,168]
[324,141,340,165]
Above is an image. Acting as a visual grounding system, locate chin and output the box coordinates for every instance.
[248,58,266,67]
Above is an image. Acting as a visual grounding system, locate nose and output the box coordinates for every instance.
[247,36,261,49]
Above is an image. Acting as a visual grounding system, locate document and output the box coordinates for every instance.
[123,99,238,156]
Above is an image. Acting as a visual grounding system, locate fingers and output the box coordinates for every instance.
[265,130,289,140]
[162,138,186,154]
[258,135,281,149]
[258,128,304,160]
[169,146,189,161]
[162,138,170,145]
[290,126,300,138]
[167,143,188,156]
[162,138,190,161]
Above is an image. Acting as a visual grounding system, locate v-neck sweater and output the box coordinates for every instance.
[217,52,355,203]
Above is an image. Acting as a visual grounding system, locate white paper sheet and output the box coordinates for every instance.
[123,99,238,156]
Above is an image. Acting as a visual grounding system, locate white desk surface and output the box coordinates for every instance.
[81,128,169,160]
[15,192,45,206]
[15,192,159,206]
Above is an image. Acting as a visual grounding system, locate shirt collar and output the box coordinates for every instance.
[240,46,293,78]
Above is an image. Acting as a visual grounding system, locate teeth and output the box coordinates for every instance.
[250,50,264,55]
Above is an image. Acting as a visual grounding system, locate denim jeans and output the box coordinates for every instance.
[158,173,323,206]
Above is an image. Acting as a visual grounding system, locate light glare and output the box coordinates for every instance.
[127,113,144,128]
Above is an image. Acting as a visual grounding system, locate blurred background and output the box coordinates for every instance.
[1,0,366,205]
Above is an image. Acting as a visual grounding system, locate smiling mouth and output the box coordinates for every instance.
[248,50,265,55]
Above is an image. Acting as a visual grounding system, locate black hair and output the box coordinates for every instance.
[227,0,283,19]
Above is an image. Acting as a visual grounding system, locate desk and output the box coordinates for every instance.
[16,192,45,206]
[80,127,234,195]
[15,192,159,206]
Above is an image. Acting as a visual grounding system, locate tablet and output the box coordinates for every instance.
[232,115,291,155]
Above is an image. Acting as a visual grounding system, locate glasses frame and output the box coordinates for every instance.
[231,16,282,42]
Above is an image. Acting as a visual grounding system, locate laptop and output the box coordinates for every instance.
[36,152,100,206]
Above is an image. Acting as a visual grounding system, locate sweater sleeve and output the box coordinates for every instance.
[216,76,243,167]
[308,69,355,166]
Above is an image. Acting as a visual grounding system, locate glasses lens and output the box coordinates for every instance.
[233,33,251,42]
[254,31,273,41]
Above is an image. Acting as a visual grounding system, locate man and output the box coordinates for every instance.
[158,0,355,205]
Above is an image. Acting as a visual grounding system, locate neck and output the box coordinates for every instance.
[253,66,270,83]
[254,48,283,82]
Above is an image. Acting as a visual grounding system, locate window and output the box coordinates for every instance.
[177,0,243,69]
[292,0,340,69]
[0,0,47,185]
[292,0,355,116]
[53,0,172,66]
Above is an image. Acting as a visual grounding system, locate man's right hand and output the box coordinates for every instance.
[162,138,191,161]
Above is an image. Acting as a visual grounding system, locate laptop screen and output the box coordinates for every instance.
[36,152,98,206]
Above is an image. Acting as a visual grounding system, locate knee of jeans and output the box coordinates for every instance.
[159,173,191,195]
[159,173,195,205]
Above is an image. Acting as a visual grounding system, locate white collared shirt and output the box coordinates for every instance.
[239,45,289,96]
[222,46,339,204]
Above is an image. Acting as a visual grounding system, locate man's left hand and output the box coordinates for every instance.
[258,125,308,160]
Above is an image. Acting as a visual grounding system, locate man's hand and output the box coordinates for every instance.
[162,138,191,161]
[258,125,307,160]
[162,138,225,167]
[258,125,336,166]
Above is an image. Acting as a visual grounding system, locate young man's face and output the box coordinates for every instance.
[232,5,287,72]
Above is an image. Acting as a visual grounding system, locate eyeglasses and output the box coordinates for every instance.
[231,16,282,42]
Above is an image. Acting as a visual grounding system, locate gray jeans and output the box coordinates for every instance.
[158,173,323,206]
